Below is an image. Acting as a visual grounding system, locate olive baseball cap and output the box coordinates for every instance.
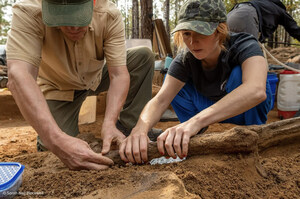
[172,0,227,35]
[42,0,93,27]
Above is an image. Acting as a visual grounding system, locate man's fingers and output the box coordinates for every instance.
[116,134,126,146]
[101,137,113,155]
[80,162,110,171]
[88,151,114,166]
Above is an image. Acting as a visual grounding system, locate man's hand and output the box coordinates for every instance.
[100,65,129,154]
[49,134,114,170]
[101,125,126,155]
[119,129,149,164]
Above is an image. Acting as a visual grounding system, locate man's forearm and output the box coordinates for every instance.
[7,60,63,148]
[103,71,130,127]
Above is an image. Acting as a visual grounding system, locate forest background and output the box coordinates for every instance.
[1,0,300,51]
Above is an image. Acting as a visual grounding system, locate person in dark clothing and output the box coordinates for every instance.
[227,0,300,43]
[118,0,272,164]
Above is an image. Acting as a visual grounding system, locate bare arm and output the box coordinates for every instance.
[101,65,130,153]
[190,56,267,130]
[7,60,113,170]
[135,75,184,133]
[7,60,62,143]
[157,56,268,158]
[119,75,185,163]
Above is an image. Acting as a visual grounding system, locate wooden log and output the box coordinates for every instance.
[247,117,300,150]
[104,127,259,166]
[84,117,300,166]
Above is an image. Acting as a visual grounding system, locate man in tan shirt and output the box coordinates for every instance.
[7,0,156,170]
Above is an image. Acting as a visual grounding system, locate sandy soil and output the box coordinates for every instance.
[0,47,299,198]
[1,89,299,199]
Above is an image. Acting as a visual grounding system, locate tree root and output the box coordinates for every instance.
[86,117,300,166]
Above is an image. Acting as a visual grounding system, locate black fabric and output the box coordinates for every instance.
[294,109,300,118]
[245,0,300,42]
[0,45,6,66]
[167,32,264,102]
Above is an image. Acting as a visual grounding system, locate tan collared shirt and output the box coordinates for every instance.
[7,0,126,101]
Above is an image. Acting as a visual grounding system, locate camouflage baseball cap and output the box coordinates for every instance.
[172,0,227,35]
[42,0,93,27]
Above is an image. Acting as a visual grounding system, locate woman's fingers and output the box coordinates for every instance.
[173,130,183,158]
[164,130,176,158]
[182,133,191,158]
[157,131,168,156]
[158,126,192,160]
[119,134,149,164]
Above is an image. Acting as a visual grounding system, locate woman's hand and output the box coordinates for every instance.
[157,120,200,159]
[119,128,150,164]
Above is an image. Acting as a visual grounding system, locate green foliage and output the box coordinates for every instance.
[0,0,16,44]
[168,0,184,34]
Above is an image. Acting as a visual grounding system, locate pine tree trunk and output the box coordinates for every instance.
[140,0,153,40]
[164,0,170,42]
[275,29,278,48]
[285,0,292,46]
[132,0,139,38]
[268,34,274,48]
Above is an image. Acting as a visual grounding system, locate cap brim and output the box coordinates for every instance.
[42,0,93,27]
[172,20,218,36]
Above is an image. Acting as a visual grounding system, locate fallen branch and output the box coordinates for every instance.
[105,127,259,166]
[247,117,300,150]
[84,117,300,166]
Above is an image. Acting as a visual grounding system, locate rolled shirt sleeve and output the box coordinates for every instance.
[6,0,44,67]
[103,8,126,67]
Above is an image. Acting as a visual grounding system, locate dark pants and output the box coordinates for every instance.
[37,47,154,150]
